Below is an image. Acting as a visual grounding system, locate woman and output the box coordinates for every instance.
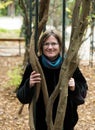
[17,30,88,130]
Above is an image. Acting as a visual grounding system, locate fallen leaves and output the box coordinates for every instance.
[0,56,95,130]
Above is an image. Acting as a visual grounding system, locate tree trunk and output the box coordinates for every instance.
[29,0,50,129]
[46,0,91,129]
[19,0,91,130]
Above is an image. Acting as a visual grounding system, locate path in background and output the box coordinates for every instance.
[0,16,23,30]
[0,41,25,56]
[0,16,24,56]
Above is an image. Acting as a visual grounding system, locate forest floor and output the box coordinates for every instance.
[0,55,95,130]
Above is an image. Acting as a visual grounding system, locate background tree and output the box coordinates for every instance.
[0,0,21,16]
[0,0,13,16]
[89,0,95,67]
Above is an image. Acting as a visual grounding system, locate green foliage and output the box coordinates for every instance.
[0,0,22,16]
[0,28,21,37]
[0,1,13,9]
[7,67,22,88]
[91,14,95,19]
[66,0,75,25]
[0,28,8,32]
[0,0,13,16]
[15,0,23,16]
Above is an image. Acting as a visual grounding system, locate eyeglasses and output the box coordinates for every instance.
[43,42,58,47]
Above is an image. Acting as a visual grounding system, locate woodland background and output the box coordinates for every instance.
[0,0,95,130]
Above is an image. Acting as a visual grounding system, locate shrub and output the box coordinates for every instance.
[7,66,22,89]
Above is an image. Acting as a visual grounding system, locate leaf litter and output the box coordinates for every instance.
[0,56,95,130]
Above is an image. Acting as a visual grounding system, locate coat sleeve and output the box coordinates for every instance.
[16,64,35,104]
[69,67,88,105]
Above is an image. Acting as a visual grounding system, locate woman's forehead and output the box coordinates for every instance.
[44,35,57,42]
[43,34,57,41]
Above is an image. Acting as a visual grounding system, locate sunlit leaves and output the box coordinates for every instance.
[0,1,13,9]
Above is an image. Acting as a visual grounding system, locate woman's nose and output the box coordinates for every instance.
[48,44,52,48]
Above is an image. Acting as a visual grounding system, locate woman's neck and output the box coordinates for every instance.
[42,54,60,61]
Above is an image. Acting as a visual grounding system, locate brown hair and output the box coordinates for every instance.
[38,30,62,55]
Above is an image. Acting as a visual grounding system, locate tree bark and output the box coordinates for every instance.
[46,0,91,130]
[19,0,91,130]
[38,0,50,37]
[29,0,50,129]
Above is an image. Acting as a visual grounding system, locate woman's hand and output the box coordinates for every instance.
[29,71,41,88]
[68,78,75,91]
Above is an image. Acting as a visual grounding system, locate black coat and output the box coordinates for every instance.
[17,56,88,130]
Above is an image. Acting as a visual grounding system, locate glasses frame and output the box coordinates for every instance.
[43,42,59,47]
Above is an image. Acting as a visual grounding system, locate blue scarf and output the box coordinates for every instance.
[41,55,62,69]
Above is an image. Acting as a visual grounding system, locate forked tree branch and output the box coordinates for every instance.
[29,0,50,129]
[46,0,91,130]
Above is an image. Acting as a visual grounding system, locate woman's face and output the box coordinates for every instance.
[42,35,60,61]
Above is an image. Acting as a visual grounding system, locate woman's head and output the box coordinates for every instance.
[38,30,62,60]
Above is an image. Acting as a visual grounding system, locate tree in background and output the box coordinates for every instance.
[0,0,13,16]
[0,0,22,16]
[89,0,95,67]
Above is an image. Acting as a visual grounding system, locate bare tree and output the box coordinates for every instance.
[19,0,91,130]
[46,1,91,129]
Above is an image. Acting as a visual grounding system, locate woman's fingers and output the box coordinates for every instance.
[68,78,75,91]
[29,71,41,87]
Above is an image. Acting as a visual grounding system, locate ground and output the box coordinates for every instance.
[0,55,95,130]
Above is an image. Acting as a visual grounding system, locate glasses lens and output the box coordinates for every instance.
[43,42,58,47]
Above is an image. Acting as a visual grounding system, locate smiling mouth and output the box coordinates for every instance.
[47,51,54,53]
[47,52,54,54]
